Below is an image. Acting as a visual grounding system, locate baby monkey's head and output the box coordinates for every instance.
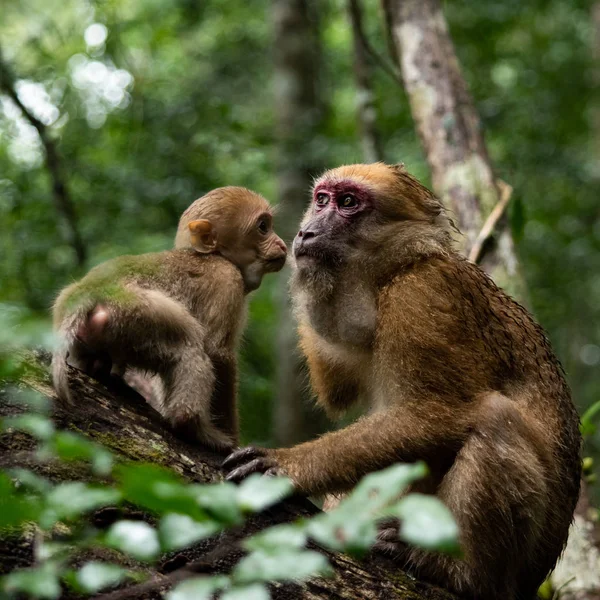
[176,187,287,292]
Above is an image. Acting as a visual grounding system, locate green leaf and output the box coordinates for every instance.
[244,523,307,552]
[74,561,128,593]
[159,513,221,551]
[0,471,41,528]
[106,520,161,561]
[2,562,61,599]
[10,468,52,493]
[394,494,460,554]
[581,400,600,437]
[306,509,377,556]
[189,482,242,525]
[3,414,55,440]
[305,463,429,556]
[37,542,72,562]
[345,462,428,513]
[115,464,203,519]
[236,474,294,513]
[166,575,229,600]
[41,482,121,527]
[221,583,270,600]
[52,431,114,475]
[233,549,332,584]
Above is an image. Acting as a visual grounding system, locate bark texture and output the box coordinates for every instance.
[551,481,600,600]
[272,0,329,446]
[383,0,523,296]
[0,357,457,600]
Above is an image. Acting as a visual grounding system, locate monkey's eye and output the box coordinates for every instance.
[315,192,329,207]
[257,218,270,234]
[339,194,358,209]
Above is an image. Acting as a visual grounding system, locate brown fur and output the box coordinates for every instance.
[225,164,581,599]
[52,187,286,450]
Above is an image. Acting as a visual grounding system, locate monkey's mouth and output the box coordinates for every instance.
[265,255,287,272]
[294,245,327,262]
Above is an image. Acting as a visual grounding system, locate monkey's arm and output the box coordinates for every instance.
[224,400,469,495]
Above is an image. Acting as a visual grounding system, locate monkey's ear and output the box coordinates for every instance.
[189,220,217,253]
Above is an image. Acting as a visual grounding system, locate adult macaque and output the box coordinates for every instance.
[224,164,581,599]
[53,187,286,450]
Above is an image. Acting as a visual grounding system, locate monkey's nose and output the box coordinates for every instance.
[297,229,316,241]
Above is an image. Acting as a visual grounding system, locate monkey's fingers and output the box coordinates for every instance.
[225,456,276,482]
[222,446,266,469]
[263,467,284,478]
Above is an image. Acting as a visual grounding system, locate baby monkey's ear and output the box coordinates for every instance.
[189,220,217,253]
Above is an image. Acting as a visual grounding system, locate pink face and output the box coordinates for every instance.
[292,179,375,264]
[311,180,374,219]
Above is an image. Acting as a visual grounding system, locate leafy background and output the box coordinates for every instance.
[1,0,599,481]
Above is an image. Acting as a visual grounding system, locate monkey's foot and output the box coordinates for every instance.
[372,518,407,558]
[223,446,285,481]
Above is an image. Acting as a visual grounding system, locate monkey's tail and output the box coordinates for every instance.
[52,327,75,405]
[51,312,86,405]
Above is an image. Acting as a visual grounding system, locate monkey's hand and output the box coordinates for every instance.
[223,447,287,481]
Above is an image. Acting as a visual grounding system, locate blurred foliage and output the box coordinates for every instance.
[0,0,599,467]
[0,389,457,598]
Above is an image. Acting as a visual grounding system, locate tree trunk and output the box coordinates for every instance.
[272,0,329,446]
[551,480,600,600]
[383,0,524,297]
[0,356,457,600]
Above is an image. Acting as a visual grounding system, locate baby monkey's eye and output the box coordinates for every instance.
[257,218,270,234]
[339,194,358,208]
[315,192,329,207]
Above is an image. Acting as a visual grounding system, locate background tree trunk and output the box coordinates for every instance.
[272,0,329,446]
[0,357,457,600]
[383,0,599,597]
[0,48,87,268]
[383,0,524,298]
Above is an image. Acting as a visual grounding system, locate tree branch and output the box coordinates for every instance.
[468,180,512,264]
[0,49,87,267]
[347,1,403,87]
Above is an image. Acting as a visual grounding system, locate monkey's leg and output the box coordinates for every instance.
[387,395,550,600]
[208,353,238,445]
[78,290,232,451]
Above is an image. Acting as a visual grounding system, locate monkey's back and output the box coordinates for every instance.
[54,250,244,334]
[408,255,581,583]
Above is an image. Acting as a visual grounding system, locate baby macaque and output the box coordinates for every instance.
[52,187,286,450]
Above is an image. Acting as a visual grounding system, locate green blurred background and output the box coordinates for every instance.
[1,0,598,477]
